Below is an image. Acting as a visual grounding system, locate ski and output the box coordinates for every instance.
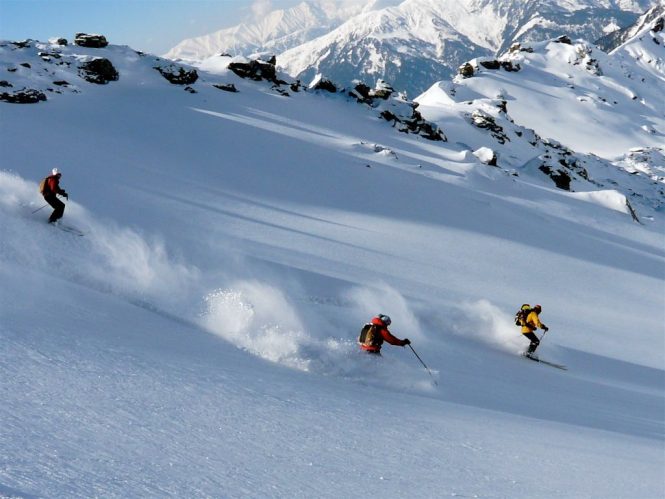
[51,223,85,236]
[524,354,567,370]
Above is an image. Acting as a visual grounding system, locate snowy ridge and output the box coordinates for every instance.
[166,0,659,97]
[1,36,664,497]
[414,33,665,215]
[163,0,382,62]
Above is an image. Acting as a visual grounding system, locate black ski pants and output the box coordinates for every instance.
[522,332,540,354]
[44,194,64,223]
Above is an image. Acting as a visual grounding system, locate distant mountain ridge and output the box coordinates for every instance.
[166,0,658,97]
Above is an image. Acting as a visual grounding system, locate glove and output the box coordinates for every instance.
[62,192,68,199]
[402,338,411,346]
[543,326,549,332]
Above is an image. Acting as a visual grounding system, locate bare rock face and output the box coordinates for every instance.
[228,58,280,84]
[74,33,109,48]
[78,58,119,84]
[458,62,475,78]
[213,83,238,92]
[308,74,337,93]
[154,64,199,85]
[0,88,47,104]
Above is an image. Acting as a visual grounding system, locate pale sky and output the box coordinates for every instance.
[0,0,302,55]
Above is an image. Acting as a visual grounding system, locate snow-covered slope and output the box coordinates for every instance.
[416,16,665,165]
[1,38,664,497]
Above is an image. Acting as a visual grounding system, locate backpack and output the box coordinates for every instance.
[514,304,531,326]
[358,323,381,347]
[39,176,50,195]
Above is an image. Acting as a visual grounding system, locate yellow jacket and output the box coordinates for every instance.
[521,310,545,334]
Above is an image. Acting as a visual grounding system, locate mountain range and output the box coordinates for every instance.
[165,0,660,97]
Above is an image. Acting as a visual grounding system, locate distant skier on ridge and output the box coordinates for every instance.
[517,304,548,358]
[39,167,68,223]
[358,314,410,354]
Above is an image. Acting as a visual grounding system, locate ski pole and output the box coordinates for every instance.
[408,344,438,386]
[31,204,48,214]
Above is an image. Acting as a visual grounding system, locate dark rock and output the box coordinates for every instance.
[74,33,109,48]
[7,68,17,72]
[458,62,474,78]
[501,61,521,72]
[353,82,371,99]
[290,81,302,93]
[52,80,69,86]
[39,51,62,61]
[509,42,534,53]
[653,17,663,33]
[310,76,337,93]
[479,60,501,70]
[380,110,398,123]
[0,88,47,104]
[79,58,119,84]
[184,86,197,94]
[53,38,68,46]
[213,83,238,92]
[0,80,12,88]
[371,80,394,99]
[228,60,277,82]
[555,35,572,45]
[479,60,520,72]
[272,85,290,96]
[11,40,32,49]
[539,165,571,190]
[20,63,31,68]
[471,110,509,144]
[154,64,198,85]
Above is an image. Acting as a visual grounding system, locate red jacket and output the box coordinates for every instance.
[360,317,407,352]
[44,174,65,197]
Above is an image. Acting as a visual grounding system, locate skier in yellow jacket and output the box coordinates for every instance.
[521,304,549,357]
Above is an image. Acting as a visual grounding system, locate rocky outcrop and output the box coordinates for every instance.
[154,63,198,85]
[308,74,337,93]
[74,33,109,48]
[458,62,474,78]
[228,57,283,85]
[11,40,33,49]
[0,88,47,104]
[539,165,572,190]
[348,80,445,141]
[79,58,119,84]
[471,110,510,144]
[213,83,238,92]
[479,59,521,72]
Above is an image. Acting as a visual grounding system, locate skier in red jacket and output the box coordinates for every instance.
[359,314,410,354]
[41,167,68,223]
